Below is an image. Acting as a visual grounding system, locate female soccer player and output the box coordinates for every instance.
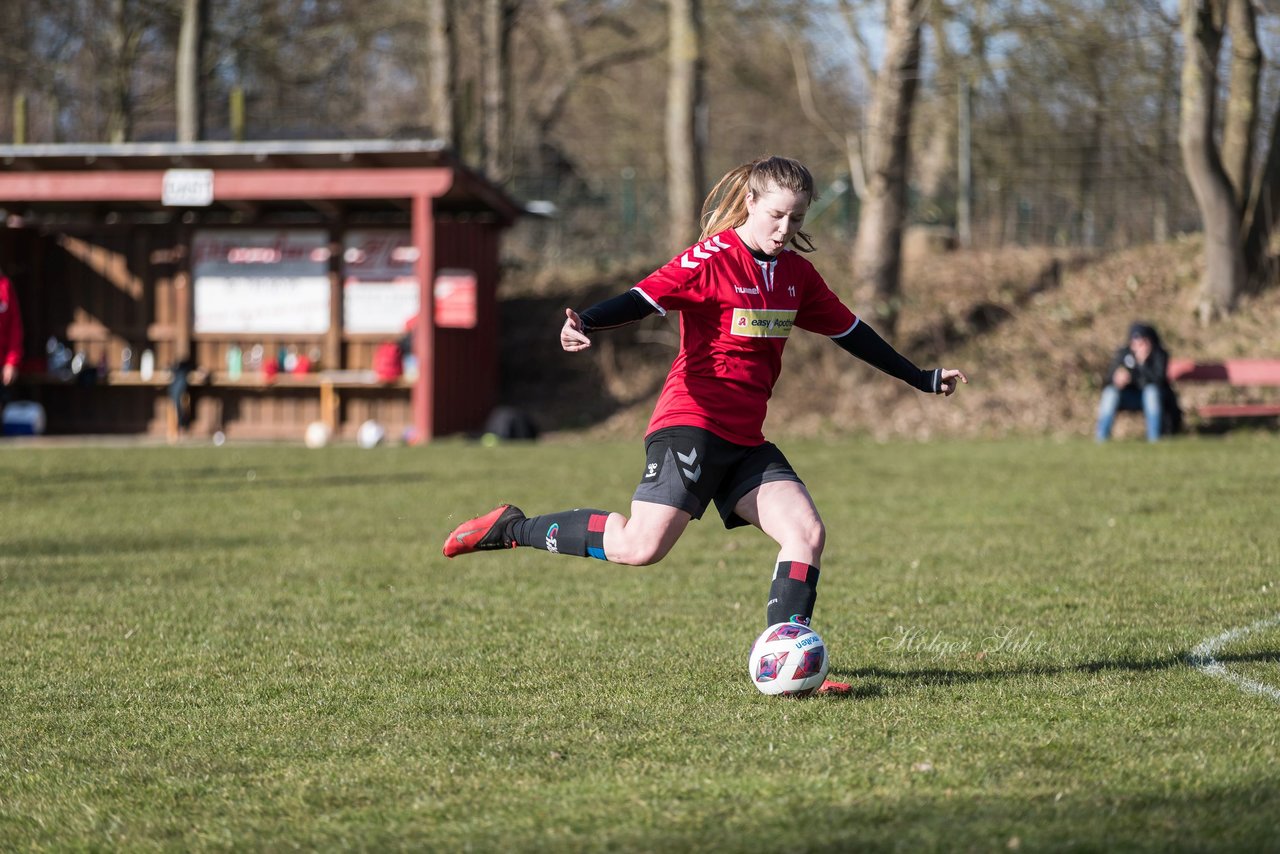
[444,156,967,694]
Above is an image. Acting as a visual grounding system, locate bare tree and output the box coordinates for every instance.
[175,0,207,142]
[103,0,144,142]
[426,0,456,146]
[482,0,519,182]
[1179,0,1246,321]
[852,0,926,336]
[666,0,706,249]
[784,30,867,206]
[1220,0,1259,215]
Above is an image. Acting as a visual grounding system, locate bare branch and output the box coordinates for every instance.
[836,0,878,87]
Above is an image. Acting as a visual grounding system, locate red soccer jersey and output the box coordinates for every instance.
[633,229,857,445]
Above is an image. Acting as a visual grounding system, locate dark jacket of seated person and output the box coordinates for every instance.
[1097,322,1181,440]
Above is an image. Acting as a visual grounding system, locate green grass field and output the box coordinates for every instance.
[2,436,1279,851]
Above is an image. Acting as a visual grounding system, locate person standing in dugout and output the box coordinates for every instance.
[0,263,23,402]
[444,156,968,695]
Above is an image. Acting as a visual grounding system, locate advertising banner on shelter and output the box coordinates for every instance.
[342,230,420,335]
[343,230,478,332]
[193,229,331,334]
[433,269,478,329]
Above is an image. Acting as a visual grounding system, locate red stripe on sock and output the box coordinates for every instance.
[588,513,608,533]
[788,562,811,582]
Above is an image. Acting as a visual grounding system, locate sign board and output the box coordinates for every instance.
[342,230,420,334]
[343,232,478,332]
[162,169,214,207]
[434,269,477,329]
[193,229,331,334]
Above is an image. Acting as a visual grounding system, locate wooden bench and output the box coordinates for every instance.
[1167,358,1280,419]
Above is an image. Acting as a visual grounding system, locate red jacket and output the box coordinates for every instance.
[0,276,21,369]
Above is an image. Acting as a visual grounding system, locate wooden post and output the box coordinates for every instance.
[411,192,435,443]
[320,380,338,433]
[13,93,27,145]
[326,224,343,372]
[229,87,245,143]
[174,235,192,361]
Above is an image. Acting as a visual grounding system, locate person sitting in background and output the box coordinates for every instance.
[1095,322,1180,442]
[0,264,23,404]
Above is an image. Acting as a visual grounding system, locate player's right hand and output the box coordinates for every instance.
[561,308,591,352]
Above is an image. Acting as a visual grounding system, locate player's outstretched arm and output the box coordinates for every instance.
[561,289,660,353]
[832,320,968,395]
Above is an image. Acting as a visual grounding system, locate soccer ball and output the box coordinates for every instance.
[748,622,829,697]
[304,421,331,449]
[356,419,386,449]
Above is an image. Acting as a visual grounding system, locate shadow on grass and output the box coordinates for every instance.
[823,651,1279,699]
[793,776,1280,852]
[18,469,430,497]
[4,531,262,561]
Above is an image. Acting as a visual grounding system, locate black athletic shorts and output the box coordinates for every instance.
[632,425,803,529]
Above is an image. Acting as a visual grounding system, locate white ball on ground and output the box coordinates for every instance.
[748,622,830,697]
[356,419,386,449]
[304,421,331,449]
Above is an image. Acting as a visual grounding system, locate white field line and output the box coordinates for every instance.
[1188,614,1280,705]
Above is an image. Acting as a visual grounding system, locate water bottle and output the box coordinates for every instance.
[121,346,133,372]
[140,349,155,381]
[227,344,243,379]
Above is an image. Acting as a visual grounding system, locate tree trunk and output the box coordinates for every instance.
[482,0,516,183]
[957,76,972,249]
[1153,23,1177,244]
[175,0,206,143]
[1078,108,1103,248]
[852,0,924,336]
[1242,97,1280,287]
[666,0,706,250]
[1179,0,1245,322]
[426,0,455,147]
[1221,0,1259,215]
[1241,0,1280,290]
[105,0,136,143]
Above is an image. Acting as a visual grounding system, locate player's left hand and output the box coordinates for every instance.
[938,368,968,396]
[561,308,592,353]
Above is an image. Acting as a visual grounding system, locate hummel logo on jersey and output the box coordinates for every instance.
[734,285,759,295]
[678,235,732,269]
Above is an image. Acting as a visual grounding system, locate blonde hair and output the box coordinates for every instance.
[699,156,818,253]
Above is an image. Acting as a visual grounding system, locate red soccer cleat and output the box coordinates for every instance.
[817,678,853,696]
[442,504,525,558]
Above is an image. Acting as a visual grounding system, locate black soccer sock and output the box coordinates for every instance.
[766,561,820,626]
[511,509,611,560]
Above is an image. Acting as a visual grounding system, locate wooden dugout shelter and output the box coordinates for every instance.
[0,140,520,441]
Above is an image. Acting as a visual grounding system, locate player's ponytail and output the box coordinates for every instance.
[699,156,819,253]
[699,163,753,241]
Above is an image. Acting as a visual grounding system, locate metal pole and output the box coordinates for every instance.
[957,76,972,249]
